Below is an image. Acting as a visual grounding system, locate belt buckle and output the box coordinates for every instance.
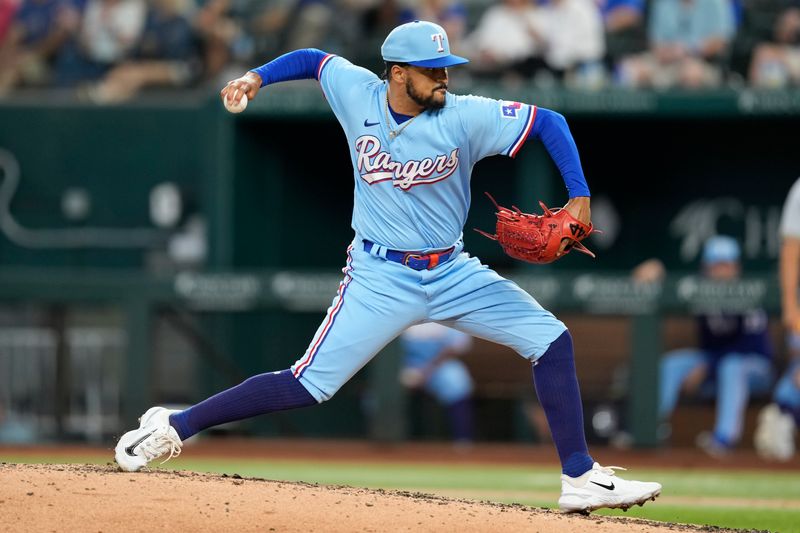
[403,253,426,270]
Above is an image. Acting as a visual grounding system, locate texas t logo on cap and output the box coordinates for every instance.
[431,33,445,52]
[381,20,469,68]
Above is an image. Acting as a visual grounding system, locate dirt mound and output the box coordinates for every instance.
[1,463,716,532]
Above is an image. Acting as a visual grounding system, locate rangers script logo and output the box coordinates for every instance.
[355,135,460,190]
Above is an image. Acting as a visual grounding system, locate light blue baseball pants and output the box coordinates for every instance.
[659,348,773,444]
[291,237,567,402]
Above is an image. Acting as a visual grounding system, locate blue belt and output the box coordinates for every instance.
[363,240,455,271]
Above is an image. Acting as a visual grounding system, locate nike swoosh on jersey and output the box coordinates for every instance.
[364,119,380,127]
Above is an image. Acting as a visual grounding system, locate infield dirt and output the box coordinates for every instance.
[2,463,726,533]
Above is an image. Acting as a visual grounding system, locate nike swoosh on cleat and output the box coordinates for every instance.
[364,119,380,127]
[124,431,154,457]
[590,480,615,490]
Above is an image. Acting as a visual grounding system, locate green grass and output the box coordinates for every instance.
[594,505,800,533]
[5,453,800,532]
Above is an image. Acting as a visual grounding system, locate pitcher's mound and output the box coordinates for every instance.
[2,463,697,532]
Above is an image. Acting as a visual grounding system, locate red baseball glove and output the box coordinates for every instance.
[475,193,598,264]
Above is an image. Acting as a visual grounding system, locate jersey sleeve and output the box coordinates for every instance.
[780,178,800,238]
[317,55,380,121]
[457,95,536,162]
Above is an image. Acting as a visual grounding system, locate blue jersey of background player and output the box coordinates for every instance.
[115,20,661,513]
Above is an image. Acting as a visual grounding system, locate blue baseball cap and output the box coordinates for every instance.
[381,20,469,68]
[702,236,741,265]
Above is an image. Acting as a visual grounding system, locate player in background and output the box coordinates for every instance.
[115,20,661,512]
[399,323,475,446]
[655,236,774,457]
[755,177,800,461]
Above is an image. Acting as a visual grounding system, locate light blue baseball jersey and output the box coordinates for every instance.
[317,54,536,252]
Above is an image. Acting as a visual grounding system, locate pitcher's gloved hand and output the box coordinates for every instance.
[475,193,598,264]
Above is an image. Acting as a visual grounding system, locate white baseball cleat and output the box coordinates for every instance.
[115,407,183,472]
[558,463,662,513]
[754,403,796,462]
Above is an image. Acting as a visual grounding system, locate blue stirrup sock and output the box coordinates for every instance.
[532,330,594,478]
[169,369,317,440]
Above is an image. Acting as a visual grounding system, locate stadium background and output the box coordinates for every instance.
[0,0,799,530]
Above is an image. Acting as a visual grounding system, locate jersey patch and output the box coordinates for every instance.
[500,101,522,119]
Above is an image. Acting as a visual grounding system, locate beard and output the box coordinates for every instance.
[406,78,446,110]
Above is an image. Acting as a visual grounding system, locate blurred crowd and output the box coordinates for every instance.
[0,0,799,101]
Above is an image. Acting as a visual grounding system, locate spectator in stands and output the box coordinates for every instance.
[755,177,800,461]
[465,0,604,84]
[55,0,146,86]
[596,0,646,68]
[283,0,337,51]
[0,0,81,93]
[399,323,475,446]
[197,0,371,81]
[462,0,546,80]
[358,0,402,39]
[536,0,606,85]
[192,0,243,80]
[730,0,744,28]
[0,0,20,45]
[250,0,338,56]
[617,0,735,89]
[748,3,800,87]
[355,0,404,62]
[654,236,774,457]
[81,0,200,103]
[399,0,467,52]
[251,0,378,68]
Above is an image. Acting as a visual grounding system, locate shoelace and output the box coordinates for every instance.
[596,465,626,476]
[138,430,182,465]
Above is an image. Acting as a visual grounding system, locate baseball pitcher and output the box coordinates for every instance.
[115,20,661,513]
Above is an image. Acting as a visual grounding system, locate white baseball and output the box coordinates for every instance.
[224,94,248,114]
